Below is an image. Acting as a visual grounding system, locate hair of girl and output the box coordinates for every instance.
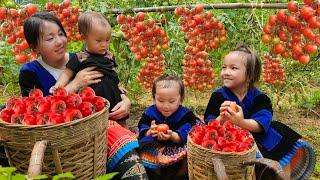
[232,44,261,89]
[151,75,185,100]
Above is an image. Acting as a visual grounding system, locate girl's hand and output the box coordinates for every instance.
[109,94,131,120]
[219,101,244,126]
[146,120,158,137]
[157,130,173,141]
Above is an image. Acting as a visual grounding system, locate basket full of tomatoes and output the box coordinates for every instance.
[187,119,257,180]
[0,87,109,179]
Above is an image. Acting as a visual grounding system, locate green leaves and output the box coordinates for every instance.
[94,172,119,180]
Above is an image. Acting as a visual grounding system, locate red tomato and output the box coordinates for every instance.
[157,124,169,133]
[25,4,37,16]
[53,87,68,99]
[79,86,96,102]
[6,98,22,110]
[65,92,82,108]
[22,113,37,125]
[92,96,106,112]
[28,88,43,98]
[0,108,14,123]
[78,102,94,117]
[64,108,82,122]
[37,101,50,114]
[50,99,67,114]
[48,113,64,124]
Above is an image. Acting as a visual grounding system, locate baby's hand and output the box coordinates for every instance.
[146,120,158,137]
[157,130,173,141]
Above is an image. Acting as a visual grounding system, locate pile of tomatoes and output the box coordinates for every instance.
[0,87,106,125]
[262,0,319,64]
[190,120,254,152]
[44,1,81,42]
[0,4,38,64]
[262,54,286,84]
[117,12,169,89]
[175,5,226,91]
[0,0,81,64]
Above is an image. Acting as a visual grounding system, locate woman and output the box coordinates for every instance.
[19,11,148,180]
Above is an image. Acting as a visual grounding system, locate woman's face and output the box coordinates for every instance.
[35,21,67,64]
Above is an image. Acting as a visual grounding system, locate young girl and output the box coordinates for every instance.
[138,75,198,180]
[20,11,148,179]
[50,11,128,127]
[204,45,302,178]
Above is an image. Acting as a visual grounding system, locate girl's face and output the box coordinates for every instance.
[35,21,67,64]
[221,52,248,91]
[154,86,182,118]
[84,23,111,55]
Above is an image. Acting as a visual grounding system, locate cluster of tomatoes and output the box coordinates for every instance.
[117,12,169,89]
[0,4,38,64]
[262,55,286,84]
[175,5,226,91]
[0,87,106,125]
[45,0,81,42]
[262,0,320,65]
[190,120,254,152]
[0,0,81,64]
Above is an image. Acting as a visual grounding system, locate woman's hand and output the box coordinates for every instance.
[109,94,131,120]
[65,67,103,93]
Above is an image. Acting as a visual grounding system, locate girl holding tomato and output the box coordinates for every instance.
[18,11,148,179]
[138,75,198,180]
[204,44,307,178]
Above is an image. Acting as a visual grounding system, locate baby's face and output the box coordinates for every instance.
[154,86,182,118]
[85,24,111,54]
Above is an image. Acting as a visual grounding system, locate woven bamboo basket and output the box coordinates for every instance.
[0,101,109,179]
[187,135,256,180]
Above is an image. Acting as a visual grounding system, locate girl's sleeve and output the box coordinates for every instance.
[176,111,198,144]
[251,94,273,134]
[204,92,225,123]
[137,113,153,138]
[19,70,43,97]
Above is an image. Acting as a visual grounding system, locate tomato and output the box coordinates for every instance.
[78,102,94,117]
[65,93,82,108]
[62,0,70,8]
[92,96,106,112]
[64,108,82,122]
[261,34,272,43]
[304,43,318,54]
[135,12,145,21]
[6,98,22,110]
[201,139,218,149]
[117,14,126,24]
[37,101,50,114]
[50,99,66,114]
[79,86,96,102]
[157,124,169,133]
[11,113,22,124]
[298,54,310,65]
[48,113,64,124]
[230,102,239,112]
[35,114,45,125]
[0,7,7,20]
[203,129,218,140]
[25,4,37,16]
[53,87,68,99]
[300,6,314,21]
[15,54,27,64]
[12,102,26,114]
[175,7,184,16]
[288,1,298,12]
[0,108,14,123]
[29,88,43,98]
[22,113,36,125]
[194,5,204,14]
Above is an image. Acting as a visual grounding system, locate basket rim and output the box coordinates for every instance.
[0,100,110,130]
[187,134,256,156]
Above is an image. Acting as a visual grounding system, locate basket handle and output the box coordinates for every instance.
[28,140,48,176]
[243,158,289,180]
[212,158,228,180]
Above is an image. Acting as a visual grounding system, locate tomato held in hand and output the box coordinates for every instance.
[229,102,239,112]
[157,124,169,133]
